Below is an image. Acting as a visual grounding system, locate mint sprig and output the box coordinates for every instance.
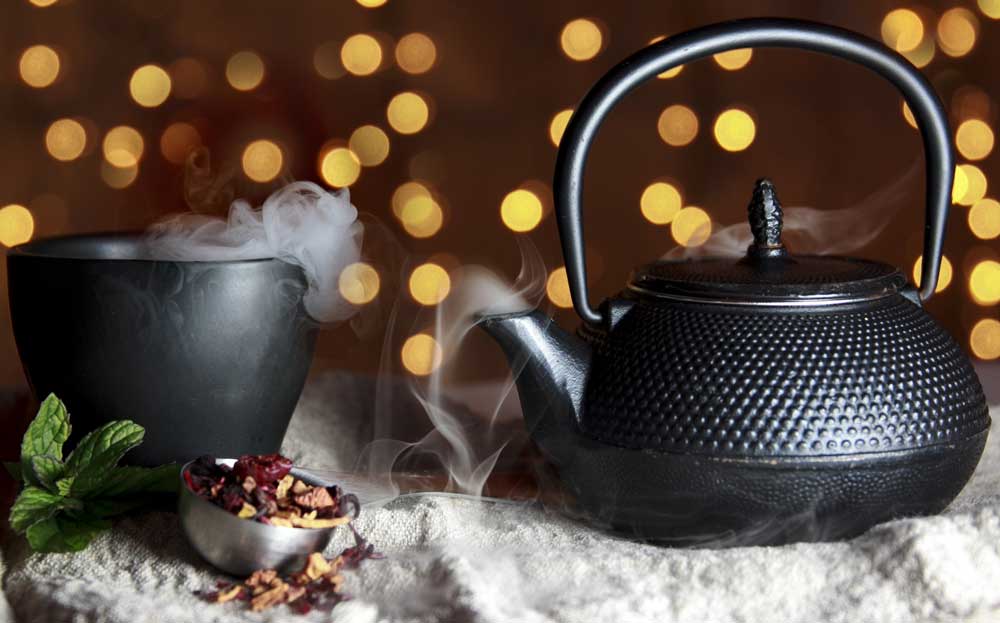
[6,394,180,553]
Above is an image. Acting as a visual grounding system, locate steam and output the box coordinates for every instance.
[666,160,921,259]
[146,180,363,323]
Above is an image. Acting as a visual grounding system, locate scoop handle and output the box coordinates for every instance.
[554,17,953,327]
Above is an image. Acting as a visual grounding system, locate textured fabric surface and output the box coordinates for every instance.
[2,375,999,623]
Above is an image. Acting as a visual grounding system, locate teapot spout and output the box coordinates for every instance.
[478,309,591,461]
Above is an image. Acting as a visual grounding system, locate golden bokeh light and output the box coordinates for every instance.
[953,165,969,203]
[356,0,387,7]
[901,35,936,68]
[401,333,443,376]
[45,118,86,162]
[400,195,443,238]
[169,58,208,99]
[0,205,34,247]
[160,122,202,165]
[657,105,698,147]
[387,92,430,134]
[341,34,383,76]
[392,181,431,219]
[29,0,58,6]
[956,164,988,206]
[714,109,756,152]
[881,9,925,52]
[549,109,573,147]
[672,206,712,247]
[409,263,451,305]
[980,0,1000,19]
[713,49,752,70]
[500,189,543,232]
[546,267,573,308]
[348,125,390,166]
[640,182,682,225]
[902,101,917,128]
[319,147,361,188]
[242,140,283,183]
[129,64,171,108]
[226,51,265,91]
[396,33,436,74]
[956,119,994,160]
[938,7,979,57]
[338,262,380,305]
[969,260,1000,305]
[970,319,1000,360]
[19,45,60,88]
[313,41,345,80]
[560,18,603,61]
[100,160,139,190]
[103,126,144,168]
[969,198,1000,239]
[912,255,953,293]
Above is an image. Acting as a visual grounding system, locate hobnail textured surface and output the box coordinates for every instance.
[581,294,989,457]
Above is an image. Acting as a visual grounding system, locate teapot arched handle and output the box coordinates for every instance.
[554,17,954,328]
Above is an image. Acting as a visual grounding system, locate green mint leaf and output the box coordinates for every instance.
[9,486,70,533]
[84,496,154,518]
[26,514,111,553]
[65,420,144,496]
[55,476,74,496]
[4,461,22,481]
[28,455,65,493]
[85,464,180,499]
[20,394,71,468]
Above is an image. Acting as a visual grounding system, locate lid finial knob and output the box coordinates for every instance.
[747,178,788,259]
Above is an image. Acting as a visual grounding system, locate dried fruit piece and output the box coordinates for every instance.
[214,584,244,603]
[246,568,278,591]
[292,515,351,529]
[294,486,334,510]
[237,503,256,519]
[241,476,256,494]
[250,580,289,612]
[276,474,294,500]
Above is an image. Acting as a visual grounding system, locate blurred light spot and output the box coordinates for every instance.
[501,189,543,232]
[338,262,380,305]
[19,45,59,88]
[881,9,925,52]
[953,86,993,122]
[560,18,602,61]
[226,51,265,91]
[953,165,970,203]
[902,101,917,128]
[169,58,208,99]
[392,181,431,218]
[313,41,345,80]
[341,34,382,76]
[242,140,283,183]
[0,205,34,247]
[956,164,988,205]
[396,33,436,74]
[101,160,138,189]
[970,318,1000,359]
[387,92,429,134]
[103,126,144,167]
[409,263,451,305]
[970,198,1000,239]
[549,109,573,147]
[401,333,442,376]
[348,125,390,166]
[129,64,171,107]
[902,34,936,67]
[980,0,1000,19]
[956,119,995,160]
[160,123,201,165]
[938,8,979,57]
[45,118,86,161]
[546,267,573,308]
[356,0,387,7]
[713,49,752,70]
[714,109,756,152]
[29,0,58,6]
[671,206,712,247]
[401,195,443,238]
[970,260,1000,304]
[640,182,682,224]
[319,147,361,188]
[912,255,953,292]
[657,105,698,146]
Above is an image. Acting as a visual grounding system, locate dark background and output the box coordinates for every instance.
[1,0,998,397]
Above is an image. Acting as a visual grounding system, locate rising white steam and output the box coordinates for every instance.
[146,181,364,323]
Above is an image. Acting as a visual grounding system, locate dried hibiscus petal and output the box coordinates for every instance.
[233,454,293,485]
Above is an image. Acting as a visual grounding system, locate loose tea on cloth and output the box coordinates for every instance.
[2,372,1000,623]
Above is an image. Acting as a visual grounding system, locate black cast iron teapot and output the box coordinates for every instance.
[479,18,991,546]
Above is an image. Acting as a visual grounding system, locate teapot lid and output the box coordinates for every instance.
[628,179,907,305]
